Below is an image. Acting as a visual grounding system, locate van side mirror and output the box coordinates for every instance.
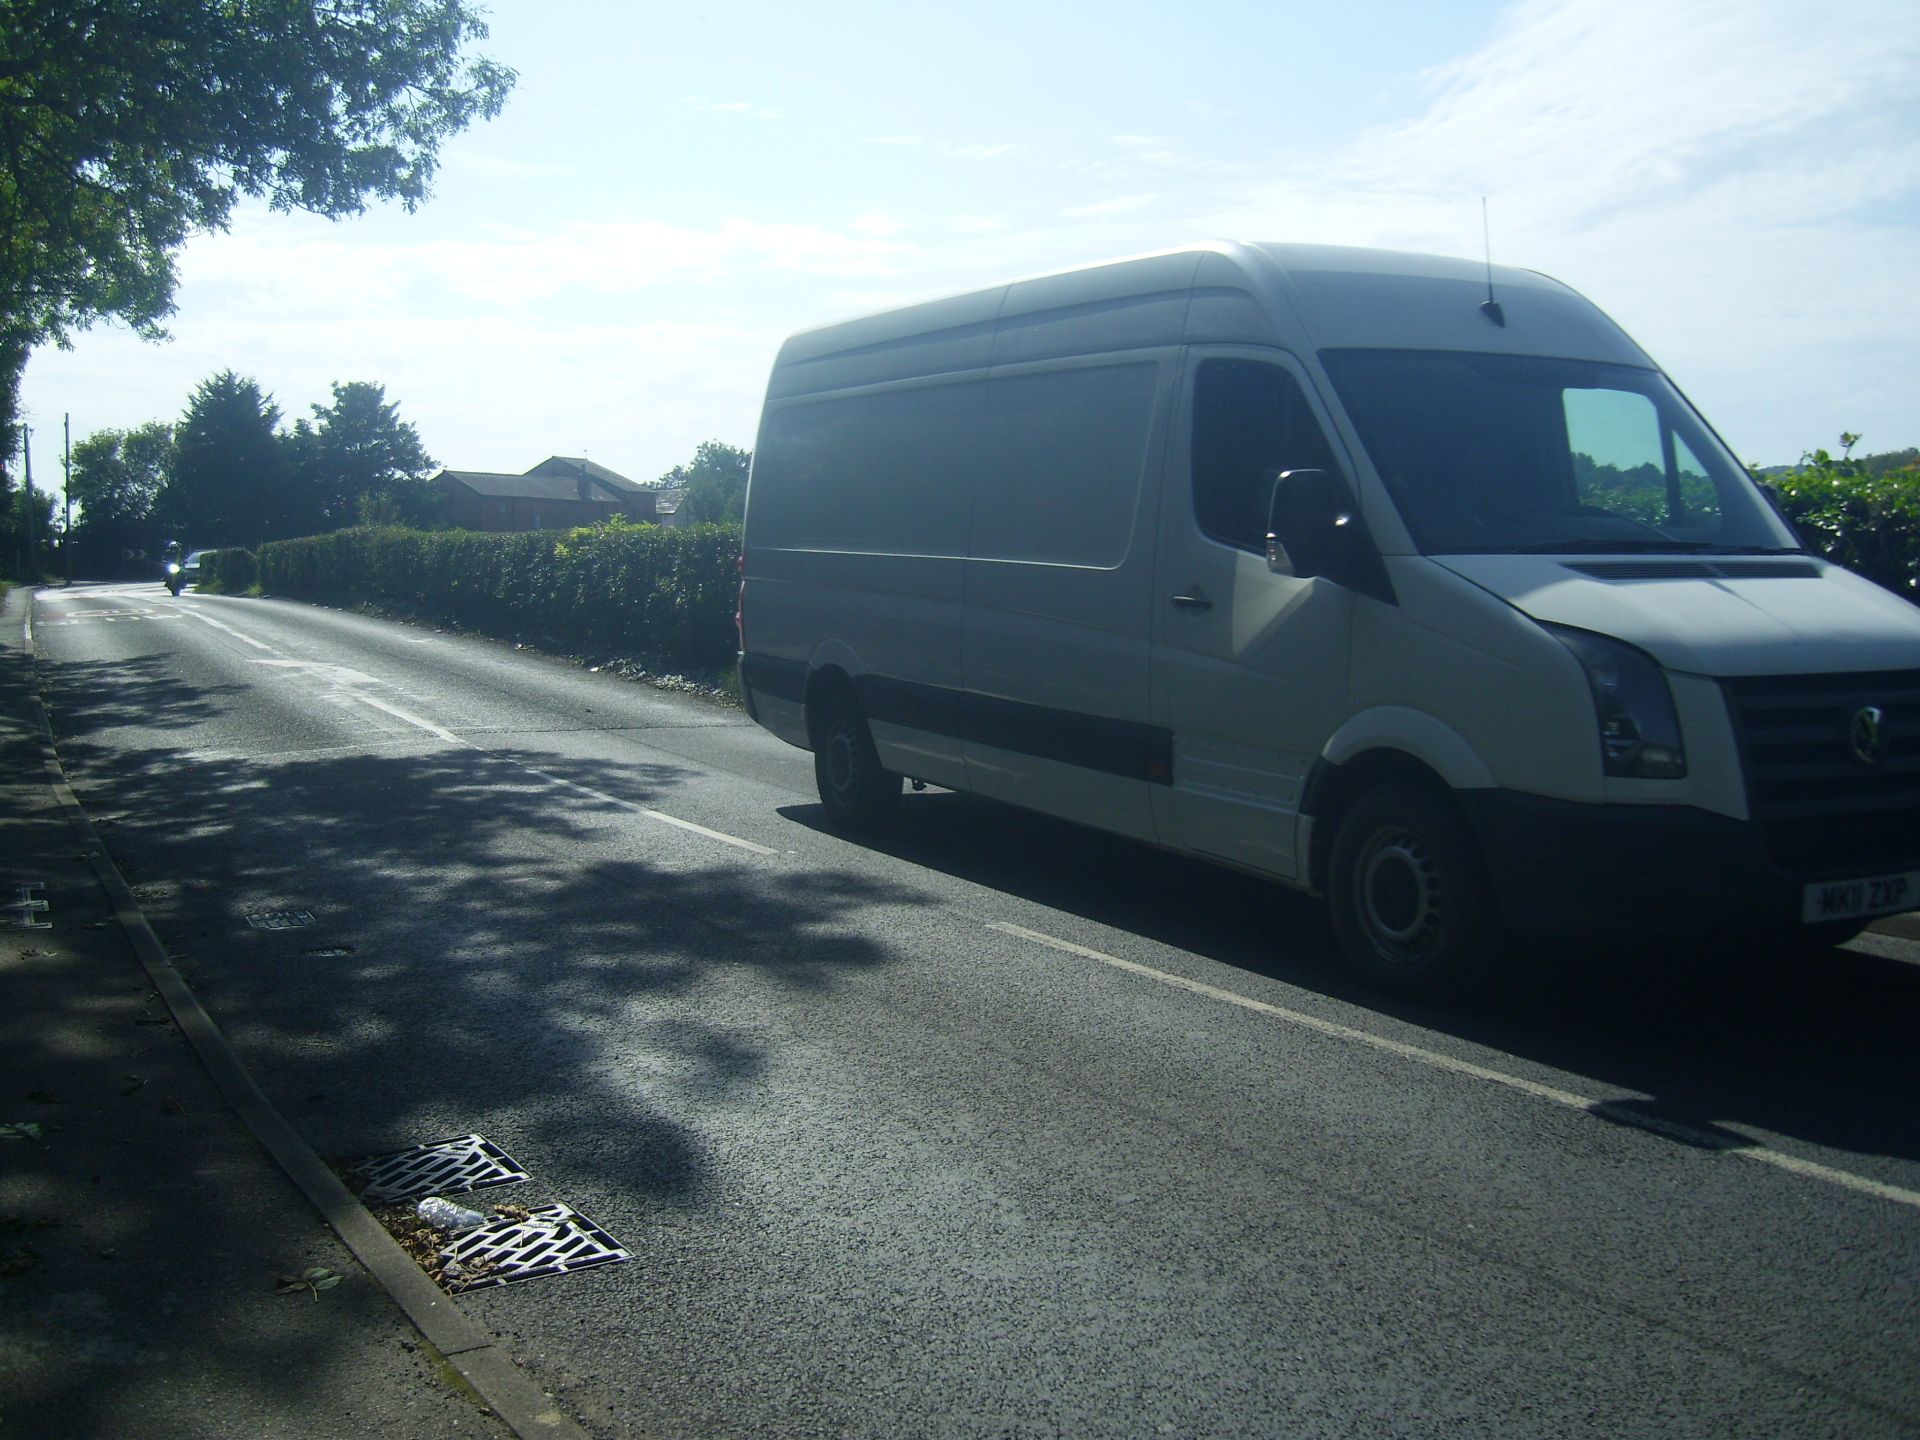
[1267,469,1350,578]
[1266,468,1396,603]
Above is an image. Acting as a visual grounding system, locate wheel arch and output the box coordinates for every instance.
[1305,749,1453,892]
[803,663,858,750]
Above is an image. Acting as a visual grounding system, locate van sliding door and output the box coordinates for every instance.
[958,355,1173,840]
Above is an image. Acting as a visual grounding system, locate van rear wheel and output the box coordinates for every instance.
[1328,784,1502,999]
[814,693,901,831]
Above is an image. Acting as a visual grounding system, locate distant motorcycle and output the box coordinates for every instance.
[163,561,184,596]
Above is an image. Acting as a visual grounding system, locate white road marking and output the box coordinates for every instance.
[187,610,275,651]
[988,920,1920,1212]
[37,592,771,857]
[520,765,776,855]
[351,693,466,747]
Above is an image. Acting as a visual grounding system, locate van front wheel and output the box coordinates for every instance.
[814,693,902,831]
[1328,785,1502,999]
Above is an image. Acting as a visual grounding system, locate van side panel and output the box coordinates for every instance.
[764,288,1002,399]
[746,377,991,788]
[959,355,1176,840]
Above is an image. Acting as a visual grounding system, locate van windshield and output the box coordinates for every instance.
[1318,349,1801,556]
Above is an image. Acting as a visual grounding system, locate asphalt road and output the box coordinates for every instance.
[26,580,1920,1439]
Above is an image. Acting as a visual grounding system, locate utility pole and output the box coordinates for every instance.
[19,425,32,582]
[63,412,71,585]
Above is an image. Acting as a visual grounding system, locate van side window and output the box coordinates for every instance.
[753,381,987,556]
[1191,359,1339,553]
[972,362,1160,568]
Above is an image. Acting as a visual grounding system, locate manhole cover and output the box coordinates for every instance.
[247,910,316,931]
[440,1204,629,1292]
[352,1133,530,1205]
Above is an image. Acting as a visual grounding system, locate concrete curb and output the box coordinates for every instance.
[22,591,589,1440]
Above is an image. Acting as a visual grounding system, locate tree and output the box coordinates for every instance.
[155,371,288,546]
[286,381,435,533]
[661,440,751,525]
[7,467,52,578]
[68,419,170,572]
[0,450,16,577]
[0,1,515,453]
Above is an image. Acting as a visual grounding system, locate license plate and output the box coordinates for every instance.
[1801,870,1920,924]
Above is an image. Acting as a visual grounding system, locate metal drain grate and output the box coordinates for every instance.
[439,1204,629,1292]
[352,1133,530,1205]
[247,910,316,930]
[6,884,50,930]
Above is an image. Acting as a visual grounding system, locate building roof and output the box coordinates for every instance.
[435,469,620,502]
[523,456,647,494]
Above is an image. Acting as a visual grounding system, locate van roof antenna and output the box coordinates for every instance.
[1479,197,1506,327]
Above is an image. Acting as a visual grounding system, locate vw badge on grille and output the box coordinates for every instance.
[1850,705,1886,765]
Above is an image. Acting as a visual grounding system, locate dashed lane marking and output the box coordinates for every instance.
[186,610,276,651]
[987,920,1920,1212]
[46,596,775,858]
[37,609,186,623]
[350,692,465,747]
[518,764,776,854]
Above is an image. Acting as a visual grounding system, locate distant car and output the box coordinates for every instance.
[180,549,225,587]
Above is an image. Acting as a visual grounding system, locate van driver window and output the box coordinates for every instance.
[1192,359,1339,553]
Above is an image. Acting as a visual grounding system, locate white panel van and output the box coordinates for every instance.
[737,243,1920,996]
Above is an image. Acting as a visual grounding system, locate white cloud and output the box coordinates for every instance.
[682,98,785,121]
[1062,195,1160,221]
[21,0,1918,485]
[1108,134,1182,167]
[1187,0,1920,460]
[942,142,1021,161]
[849,210,908,240]
[174,210,924,323]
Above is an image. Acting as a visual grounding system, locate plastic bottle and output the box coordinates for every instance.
[416,1195,487,1232]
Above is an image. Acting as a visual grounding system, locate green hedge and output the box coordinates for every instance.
[256,519,740,671]
[204,548,257,593]
[249,451,1920,677]
[1766,450,1920,603]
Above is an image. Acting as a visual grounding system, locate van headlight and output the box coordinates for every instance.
[1543,624,1686,779]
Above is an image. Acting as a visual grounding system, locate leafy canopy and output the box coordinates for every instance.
[155,369,288,545]
[0,1,514,442]
[659,440,751,526]
[288,380,435,531]
[68,418,170,563]
[1765,438,1920,602]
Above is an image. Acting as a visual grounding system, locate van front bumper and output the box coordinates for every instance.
[1456,791,1914,944]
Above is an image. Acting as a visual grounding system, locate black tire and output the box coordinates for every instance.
[1328,784,1504,999]
[813,691,901,830]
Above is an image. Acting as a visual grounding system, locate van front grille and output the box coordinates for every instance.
[1722,669,1920,874]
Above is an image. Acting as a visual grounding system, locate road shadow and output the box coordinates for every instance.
[782,788,1920,1171]
[33,644,940,1213]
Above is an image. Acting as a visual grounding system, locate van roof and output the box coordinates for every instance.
[767,242,1653,399]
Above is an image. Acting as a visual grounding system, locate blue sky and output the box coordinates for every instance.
[19,0,1920,485]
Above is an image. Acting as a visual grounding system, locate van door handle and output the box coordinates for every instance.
[1170,589,1213,611]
